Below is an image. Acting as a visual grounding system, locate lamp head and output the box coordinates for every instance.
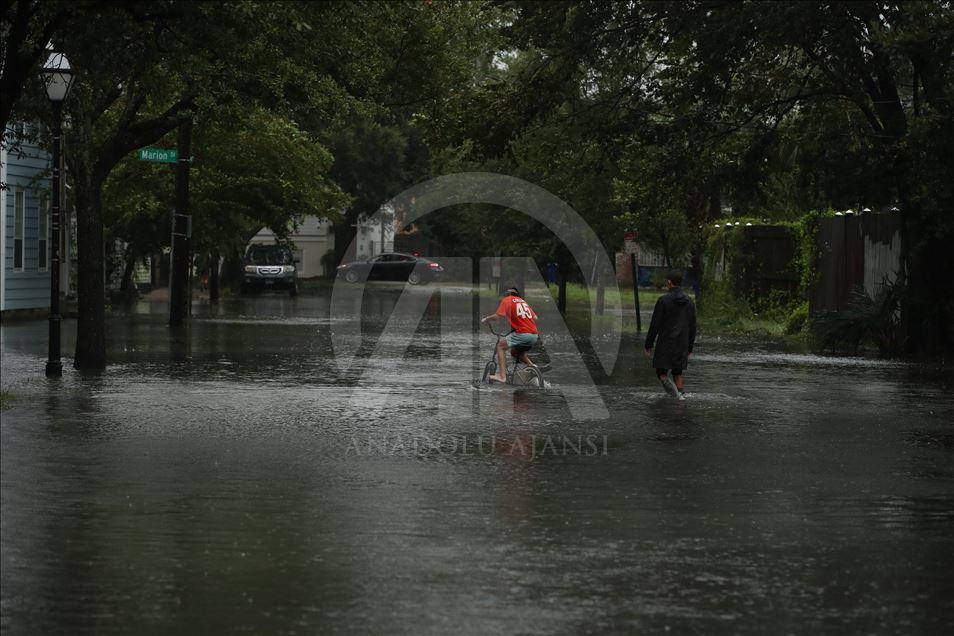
[42,51,74,103]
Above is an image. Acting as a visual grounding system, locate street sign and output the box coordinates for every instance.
[138,148,177,163]
[623,231,640,256]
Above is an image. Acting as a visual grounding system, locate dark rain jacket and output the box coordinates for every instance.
[644,287,697,370]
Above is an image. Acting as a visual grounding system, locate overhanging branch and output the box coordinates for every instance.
[93,92,195,180]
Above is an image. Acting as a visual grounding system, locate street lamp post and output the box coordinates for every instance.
[42,49,74,378]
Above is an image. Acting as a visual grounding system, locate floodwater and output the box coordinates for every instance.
[2,285,953,634]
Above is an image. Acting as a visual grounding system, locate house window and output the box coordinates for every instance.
[38,193,50,271]
[14,190,25,271]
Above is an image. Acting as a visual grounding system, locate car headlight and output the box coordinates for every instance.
[244,265,256,273]
[282,265,295,273]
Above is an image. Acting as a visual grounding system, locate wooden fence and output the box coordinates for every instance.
[731,225,799,299]
[810,212,902,315]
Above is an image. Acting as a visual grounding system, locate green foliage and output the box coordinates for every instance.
[447,1,953,354]
[696,210,838,332]
[648,269,668,290]
[698,279,755,327]
[326,112,406,221]
[102,107,349,260]
[811,279,906,356]
[784,302,810,336]
[793,209,834,297]
[752,289,798,323]
[102,155,175,260]
[6,0,953,360]
[195,108,348,252]
[698,276,802,337]
[614,205,692,269]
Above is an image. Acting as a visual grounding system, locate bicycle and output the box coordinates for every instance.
[480,322,546,388]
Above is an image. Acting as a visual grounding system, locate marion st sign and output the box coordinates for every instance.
[138,148,178,163]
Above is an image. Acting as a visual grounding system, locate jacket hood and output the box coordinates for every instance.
[670,287,690,303]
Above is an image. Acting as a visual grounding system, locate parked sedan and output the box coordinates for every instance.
[336,252,444,285]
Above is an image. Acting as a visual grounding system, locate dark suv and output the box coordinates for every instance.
[241,245,298,296]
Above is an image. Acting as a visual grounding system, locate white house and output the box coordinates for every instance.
[1,123,73,316]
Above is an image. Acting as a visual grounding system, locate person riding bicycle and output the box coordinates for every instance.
[481,286,539,383]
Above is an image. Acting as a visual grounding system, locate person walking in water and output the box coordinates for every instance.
[644,270,697,399]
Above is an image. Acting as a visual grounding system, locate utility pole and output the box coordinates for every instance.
[169,114,193,327]
[46,100,64,377]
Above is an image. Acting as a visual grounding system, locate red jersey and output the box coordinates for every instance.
[496,295,538,334]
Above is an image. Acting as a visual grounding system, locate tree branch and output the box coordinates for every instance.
[0,0,71,130]
[802,46,884,134]
[93,93,195,180]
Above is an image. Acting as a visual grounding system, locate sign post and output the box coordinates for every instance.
[168,118,192,327]
[625,232,642,332]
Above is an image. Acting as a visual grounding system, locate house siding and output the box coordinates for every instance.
[251,215,337,278]
[2,125,52,313]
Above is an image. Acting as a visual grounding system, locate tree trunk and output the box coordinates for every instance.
[692,190,720,311]
[119,249,136,293]
[899,205,949,358]
[556,247,569,315]
[557,272,567,315]
[73,172,107,370]
[209,250,220,304]
[690,252,703,311]
[334,220,358,266]
[894,140,954,358]
[595,277,605,315]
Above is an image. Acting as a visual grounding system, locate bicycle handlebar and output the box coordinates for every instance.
[484,320,513,338]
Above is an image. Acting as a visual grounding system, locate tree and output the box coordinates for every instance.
[103,106,349,290]
[442,1,954,355]
[0,0,91,133]
[190,107,348,252]
[326,113,407,262]
[645,1,954,354]
[12,1,386,368]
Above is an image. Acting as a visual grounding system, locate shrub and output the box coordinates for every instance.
[649,269,669,289]
[811,278,905,356]
[699,278,754,326]
[784,302,809,335]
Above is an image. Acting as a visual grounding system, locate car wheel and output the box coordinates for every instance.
[240,284,249,296]
[408,271,422,285]
[289,284,298,297]
[345,270,359,284]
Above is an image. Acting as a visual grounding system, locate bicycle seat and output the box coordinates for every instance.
[510,344,532,358]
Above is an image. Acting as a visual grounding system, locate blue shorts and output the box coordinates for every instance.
[507,332,538,348]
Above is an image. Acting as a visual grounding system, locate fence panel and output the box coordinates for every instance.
[811,212,901,315]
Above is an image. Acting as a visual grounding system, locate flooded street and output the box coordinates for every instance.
[2,287,953,634]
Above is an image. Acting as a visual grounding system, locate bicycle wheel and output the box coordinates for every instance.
[481,360,497,383]
[513,366,544,387]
